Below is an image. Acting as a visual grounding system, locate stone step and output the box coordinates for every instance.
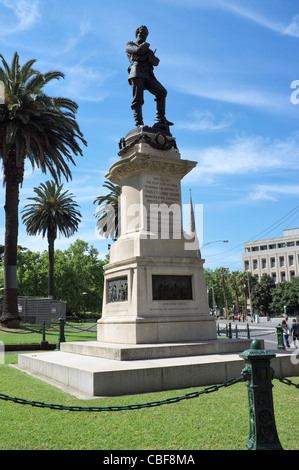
[17,345,296,398]
[60,338,253,361]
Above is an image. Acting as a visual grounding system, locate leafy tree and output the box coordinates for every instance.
[251,274,276,318]
[0,52,86,328]
[205,268,227,310]
[271,278,299,315]
[15,240,105,314]
[52,240,105,314]
[214,267,230,314]
[17,247,48,297]
[94,180,121,240]
[22,181,81,298]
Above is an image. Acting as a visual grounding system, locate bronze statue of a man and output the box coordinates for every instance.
[126,25,173,129]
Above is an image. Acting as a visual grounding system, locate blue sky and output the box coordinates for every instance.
[0,0,299,271]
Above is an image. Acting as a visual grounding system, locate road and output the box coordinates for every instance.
[217,317,299,354]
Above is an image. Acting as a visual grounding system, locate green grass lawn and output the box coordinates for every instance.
[0,353,298,450]
[0,323,97,345]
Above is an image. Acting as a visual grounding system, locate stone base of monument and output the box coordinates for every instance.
[17,338,298,398]
[17,339,251,397]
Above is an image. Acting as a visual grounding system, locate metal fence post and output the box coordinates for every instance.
[56,316,66,350]
[239,339,283,450]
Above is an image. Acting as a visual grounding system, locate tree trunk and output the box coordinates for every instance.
[0,156,23,328]
[47,228,56,298]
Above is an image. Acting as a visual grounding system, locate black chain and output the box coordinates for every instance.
[274,376,299,389]
[0,375,244,412]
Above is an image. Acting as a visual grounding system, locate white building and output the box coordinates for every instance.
[242,228,299,283]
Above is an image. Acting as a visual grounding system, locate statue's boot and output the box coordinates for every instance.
[155,98,174,126]
[133,108,144,127]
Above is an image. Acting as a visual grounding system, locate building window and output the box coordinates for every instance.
[262,259,267,269]
[269,244,276,250]
[289,255,294,266]
[279,257,285,267]
[278,243,286,248]
[290,271,295,280]
[272,273,277,283]
[252,247,259,252]
[253,260,258,270]
[244,261,249,271]
[281,272,286,282]
[271,258,276,268]
[260,245,268,251]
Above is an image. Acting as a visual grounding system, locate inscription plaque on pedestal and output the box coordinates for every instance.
[108,277,128,303]
[152,275,192,301]
[143,175,181,237]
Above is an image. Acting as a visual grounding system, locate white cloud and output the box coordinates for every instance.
[164,52,287,112]
[52,63,117,103]
[284,15,299,38]
[218,2,299,39]
[176,110,233,132]
[157,0,299,39]
[182,133,299,184]
[0,0,40,33]
[170,72,286,111]
[60,21,93,55]
[250,184,299,202]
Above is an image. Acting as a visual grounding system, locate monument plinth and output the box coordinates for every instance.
[97,127,217,344]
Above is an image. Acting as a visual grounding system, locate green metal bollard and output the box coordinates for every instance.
[228,322,232,339]
[42,320,46,342]
[217,324,220,336]
[40,320,50,350]
[235,324,238,338]
[239,339,283,450]
[56,316,66,350]
[276,324,285,350]
[247,323,250,339]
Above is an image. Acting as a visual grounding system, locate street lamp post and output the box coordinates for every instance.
[201,240,229,248]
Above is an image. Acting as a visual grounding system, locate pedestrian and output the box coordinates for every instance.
[281,319,290,348]
[290,319,299,347]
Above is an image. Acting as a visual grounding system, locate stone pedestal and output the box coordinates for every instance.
[97,127,217,344]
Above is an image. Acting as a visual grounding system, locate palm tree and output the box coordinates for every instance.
[94,180,121,240]
[239,271,257,317]
[22,181,82,299]
[0,52,86,328]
